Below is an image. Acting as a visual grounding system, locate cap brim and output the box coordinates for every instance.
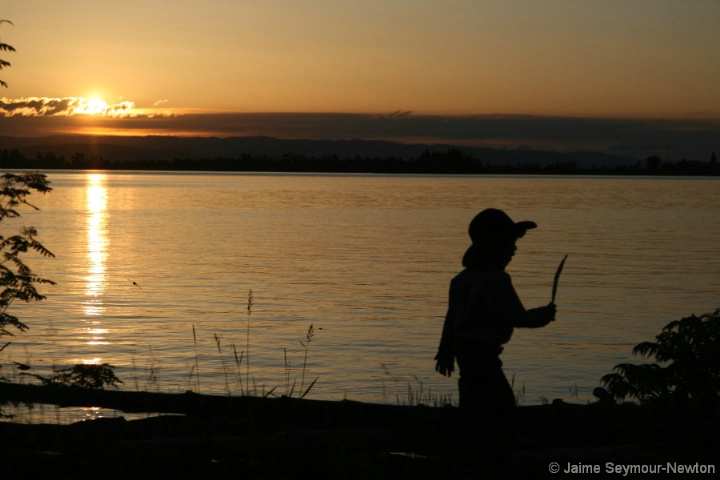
[515,221,537,238]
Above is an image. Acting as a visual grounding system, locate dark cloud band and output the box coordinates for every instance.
[0,109,717,161]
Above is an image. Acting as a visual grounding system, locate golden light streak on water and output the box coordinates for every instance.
[83,174,109,352]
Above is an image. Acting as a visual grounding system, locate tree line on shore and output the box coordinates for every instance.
[0,147,718,176]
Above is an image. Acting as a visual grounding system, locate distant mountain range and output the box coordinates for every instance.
[0,134,639,169]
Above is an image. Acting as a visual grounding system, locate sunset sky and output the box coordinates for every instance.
[2,1,719,155]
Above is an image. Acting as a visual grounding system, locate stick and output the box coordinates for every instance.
[551,255,568,304]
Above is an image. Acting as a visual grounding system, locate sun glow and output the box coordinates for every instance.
[87,97,109,115]
[70,96,140,117]
[71,97,109,116]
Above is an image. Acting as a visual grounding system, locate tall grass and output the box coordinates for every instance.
[511,372,526,406]
[281,325,319,399]
[232,343,243,395]
[131,354,140,391]
[298,324,316,396]
[144,345,160,392]
[284,347,293,396]
[180,291,318,399]
[3,290,326,409]
[398,376,455,407]
[382,366,456,407]
[192,324,200,392]
[214,333,231,396]
[245,289,253,393]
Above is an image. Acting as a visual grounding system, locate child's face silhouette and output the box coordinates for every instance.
[491,239,517,269]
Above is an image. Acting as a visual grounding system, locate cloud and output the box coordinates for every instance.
[0,96,145,117]
[0,97,76,116]
[0,110,717,161]
[169,113,720,160]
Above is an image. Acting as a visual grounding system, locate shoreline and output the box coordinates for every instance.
[2,382,718,478]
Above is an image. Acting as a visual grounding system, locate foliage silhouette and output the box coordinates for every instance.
[23,363,124,390]
[0,173,55,339]
[601,309,720,413]
[0,19,15,88]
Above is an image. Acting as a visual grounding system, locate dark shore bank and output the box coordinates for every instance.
[2,382,718,479]
[2,134,718,175]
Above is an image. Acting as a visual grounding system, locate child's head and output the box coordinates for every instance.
[462,209,536,268]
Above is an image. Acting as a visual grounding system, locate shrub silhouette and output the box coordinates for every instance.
[601,309,720,413]
[24,363,124,390]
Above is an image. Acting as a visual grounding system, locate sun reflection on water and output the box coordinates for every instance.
[84,174,109,348]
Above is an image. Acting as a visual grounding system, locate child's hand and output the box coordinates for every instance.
[434,353,454,377]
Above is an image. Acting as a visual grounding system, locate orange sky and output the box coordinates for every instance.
[3,0,719,120]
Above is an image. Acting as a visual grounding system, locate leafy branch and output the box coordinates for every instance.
[0,173,55,338]
[0,19,15,88]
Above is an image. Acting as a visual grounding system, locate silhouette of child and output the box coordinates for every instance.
[435,208,556,415]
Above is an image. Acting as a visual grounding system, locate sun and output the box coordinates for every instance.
[81,97,110,115]
[68,95,143,118]
[70,96,110,116]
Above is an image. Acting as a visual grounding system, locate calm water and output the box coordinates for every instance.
[3,171,719,421]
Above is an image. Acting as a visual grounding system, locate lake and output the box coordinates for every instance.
[3,171,719,421]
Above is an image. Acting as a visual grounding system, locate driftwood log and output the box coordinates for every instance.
[0,381,455,428]
[1,381,718,478]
